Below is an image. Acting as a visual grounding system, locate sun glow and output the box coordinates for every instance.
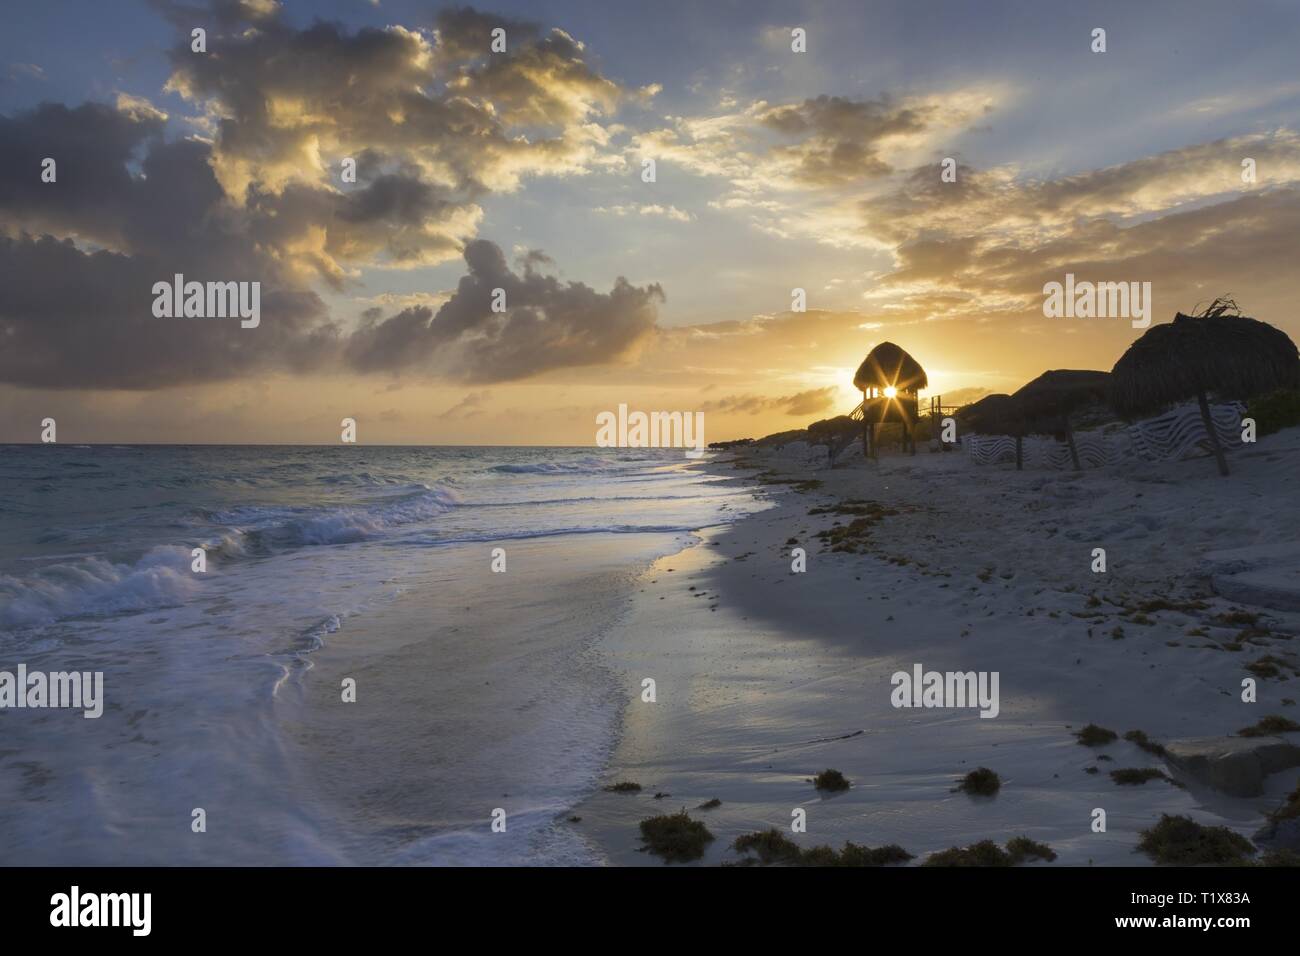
[883,386,898,398]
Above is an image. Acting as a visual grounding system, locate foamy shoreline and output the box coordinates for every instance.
[578,435,1300,865]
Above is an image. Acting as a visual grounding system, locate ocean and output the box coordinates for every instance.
[0,444,760,865]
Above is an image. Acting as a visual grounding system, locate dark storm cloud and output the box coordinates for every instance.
[344,240,664,382]
[0,102,166,251]
[0,98,338,388]
[0,235,334,389]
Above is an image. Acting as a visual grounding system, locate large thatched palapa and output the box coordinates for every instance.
[852,342,928,457]
[1012,369,1111,471]
[1109,299,1300,475]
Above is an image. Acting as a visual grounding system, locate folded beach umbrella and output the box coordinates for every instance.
[1109,298,1299,476]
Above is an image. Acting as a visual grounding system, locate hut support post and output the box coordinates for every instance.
[1063,418,1081,471]
[1197,390,1230,477]
[861,390,869,459]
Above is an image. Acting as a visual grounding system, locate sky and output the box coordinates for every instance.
[2,0,1299,444]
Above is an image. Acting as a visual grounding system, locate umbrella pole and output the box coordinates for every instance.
[1197,389,1230,477]
[1063,417,1081,471]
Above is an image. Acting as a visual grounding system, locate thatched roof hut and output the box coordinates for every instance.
[1109,299,1299,475]
[1011,369,1111,470]
[1012,370,1110,430]
[1109,308,1298,417]
[957,394,1024,436]
[853,342,928,394]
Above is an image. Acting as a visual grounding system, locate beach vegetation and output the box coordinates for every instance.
[638,810,715,862]
[1246,386,1300,436]
[1110,767,1170,785]
[1004,837,1058,863]
[728,832,909,868]
[955,767,1001,796]
[1237,715,1300,737]
[1268,782,1300,823]
[1259,849,1300,866]
[923,836,1056,866]
[1215,610,1259,626]
[1123,729,1168,756]
[1137,814,1255,865]
[1246,659,1283,679]
[1075,724,1118,746]
[731,829,803,864]
[812,768,851,792]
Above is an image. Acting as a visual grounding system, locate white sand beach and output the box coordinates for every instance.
[577,428,1300,865]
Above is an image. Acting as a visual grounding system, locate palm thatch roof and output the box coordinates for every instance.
[1012,369,1110,436]
[1109,300,1300,417]
[956,393,1024,436]
[853,341,928,393]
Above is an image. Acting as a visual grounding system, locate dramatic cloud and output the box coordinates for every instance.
[344,239,664,382]
[0,101,335,388]
[859,131,1300,249]
[0,234,334,389]
[853,131,1300,326]
[0,3,651,389]
[754,95,937,186]
[701,387,838,416]
[161,2,621,215]
[629,88,998,249]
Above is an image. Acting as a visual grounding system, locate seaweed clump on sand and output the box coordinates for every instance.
[922,837,1056,867]
[1123,729,1168,757]
[638,811,715,863]
[810,501,902,554]
[811,768,851,792]
[1137,814,1255,865]
[603,781,642,793]
[1237,715,1300,737]
[954,767,1001,796]
[1110,767,1172,786]
[1075,724,1118,746]
[731,829,912,867]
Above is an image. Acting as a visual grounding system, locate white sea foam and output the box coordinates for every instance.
[0,546,198,629]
